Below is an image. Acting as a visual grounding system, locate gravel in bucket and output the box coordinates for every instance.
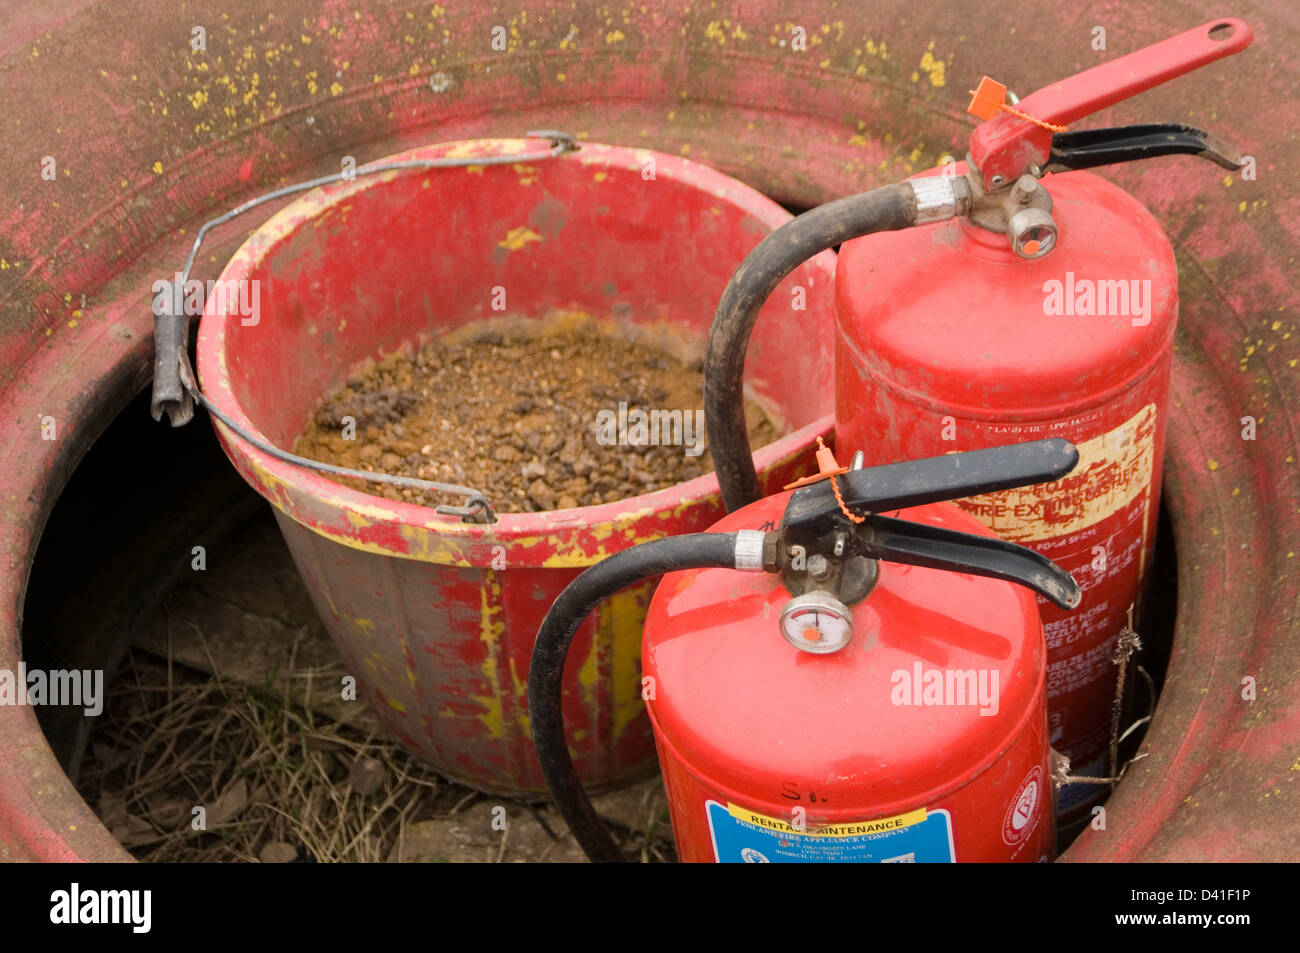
[293,315,777,512]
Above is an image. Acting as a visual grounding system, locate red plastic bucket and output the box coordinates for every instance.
[196,139,835,795]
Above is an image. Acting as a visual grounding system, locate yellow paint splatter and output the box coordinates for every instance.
[152,161,163,174]
[498,226,542,251]
[918,43,946,87]
[605,29,626,44]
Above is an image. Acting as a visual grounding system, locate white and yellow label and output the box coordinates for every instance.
[957,404,1158,543]
[726,803,928,838]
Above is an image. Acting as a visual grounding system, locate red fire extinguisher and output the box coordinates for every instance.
[530,438,1081,862]
[703,20,1252,823]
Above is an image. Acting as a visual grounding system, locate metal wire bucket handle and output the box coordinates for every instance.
[150,130,581,523]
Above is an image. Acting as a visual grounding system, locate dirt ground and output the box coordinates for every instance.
[294,316,776,512]
[76,508,675,863]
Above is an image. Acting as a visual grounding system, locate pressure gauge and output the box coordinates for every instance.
[779,591,854,654]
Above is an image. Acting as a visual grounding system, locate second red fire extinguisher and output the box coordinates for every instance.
[530,438,1081,862]
[703,19,1252,823]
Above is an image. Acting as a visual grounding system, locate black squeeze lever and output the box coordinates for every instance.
[1044,122,1244,173]
[779,438,1082,610]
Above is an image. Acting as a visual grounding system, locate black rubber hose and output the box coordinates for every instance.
[528,532,742,863]
[705,183,919,511]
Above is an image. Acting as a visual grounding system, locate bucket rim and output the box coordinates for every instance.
[196,137,837,566]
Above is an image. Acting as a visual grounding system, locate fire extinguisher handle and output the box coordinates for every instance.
[1044,123,1244,173]
[860,514,1081,609]
[788,437,1078,521]
[970,19,1252,187]
[776,440,1081,609]
[1018,19,1251,129]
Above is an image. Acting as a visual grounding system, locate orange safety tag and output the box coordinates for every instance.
[967,76,1008,121]
[783,437,850,490]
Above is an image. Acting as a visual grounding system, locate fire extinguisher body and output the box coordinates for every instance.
[834,169,1176,821]
[642,492,1054,863]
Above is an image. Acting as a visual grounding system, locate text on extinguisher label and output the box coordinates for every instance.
[955,404,1157,543]
[706,801,955,863]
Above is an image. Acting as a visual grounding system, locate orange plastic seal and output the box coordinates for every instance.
[967,75,1008,120]
[783,436,849,490]
[968,75,1069,133]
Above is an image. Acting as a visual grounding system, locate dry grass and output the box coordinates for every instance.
[76,643,674,863]
[79,644,461,863]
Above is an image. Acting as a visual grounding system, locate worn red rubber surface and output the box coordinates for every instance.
[0,1,1294,861]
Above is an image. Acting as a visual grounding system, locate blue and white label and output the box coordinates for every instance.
[706,800,956,863]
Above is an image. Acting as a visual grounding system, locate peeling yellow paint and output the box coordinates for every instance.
[605,588,647,741]
[508,657,529,719]
[474,570,508,738]
[343,509,372,530]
